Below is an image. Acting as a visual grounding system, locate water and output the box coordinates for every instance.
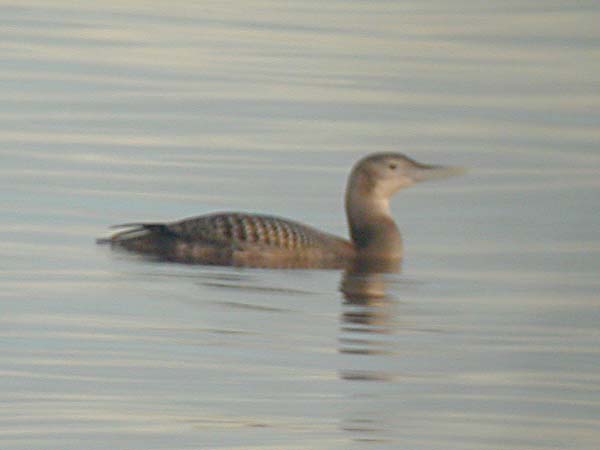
[2,1,600,449]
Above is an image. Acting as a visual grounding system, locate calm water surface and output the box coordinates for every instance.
[1,1,600,449]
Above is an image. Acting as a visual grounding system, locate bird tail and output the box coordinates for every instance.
[96,223,171,245]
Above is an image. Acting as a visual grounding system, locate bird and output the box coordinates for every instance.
[98,153,463,269]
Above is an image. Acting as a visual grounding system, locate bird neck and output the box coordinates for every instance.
[345,173,402,258]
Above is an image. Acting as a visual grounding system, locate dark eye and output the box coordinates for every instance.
[388,163,397,170]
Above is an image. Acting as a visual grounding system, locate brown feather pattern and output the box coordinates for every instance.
[164,213,332,250]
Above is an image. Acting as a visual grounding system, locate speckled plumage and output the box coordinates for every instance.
[103,212,354,268]
[170,213,324,250]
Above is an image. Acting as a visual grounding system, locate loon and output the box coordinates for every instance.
[98,153,462,268]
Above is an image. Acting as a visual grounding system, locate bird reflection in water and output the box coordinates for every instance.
[339,257,401,377]
[338,257,401,444]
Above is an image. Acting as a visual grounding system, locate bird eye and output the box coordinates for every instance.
[388,163,397,170]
